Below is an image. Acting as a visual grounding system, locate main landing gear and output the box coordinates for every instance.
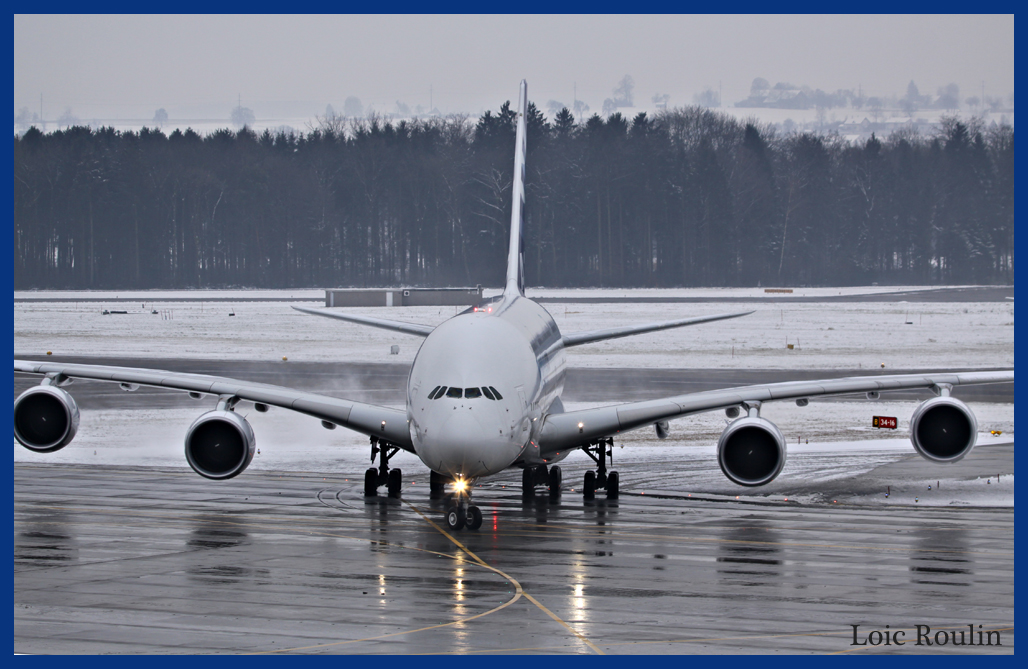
[582,438,619,500]
[521,464,562,500]
[429,470,447,496]
[364,436,403,498]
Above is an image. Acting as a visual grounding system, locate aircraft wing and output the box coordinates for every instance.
[292,305,434,337]
[14,359,414,450]
[538,370,1014,452]
[561,310,753,348]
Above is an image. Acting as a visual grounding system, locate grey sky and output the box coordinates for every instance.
[14,14,1014,121]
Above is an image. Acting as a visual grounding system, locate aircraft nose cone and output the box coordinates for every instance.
[421,409,519,478]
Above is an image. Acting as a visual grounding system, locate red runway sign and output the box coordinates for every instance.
[872,415,898,429]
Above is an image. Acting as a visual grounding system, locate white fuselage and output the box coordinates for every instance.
[406,294,566,479]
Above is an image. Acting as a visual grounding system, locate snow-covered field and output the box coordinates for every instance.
[14,287,1013,507]
[14,285,955,301]
[14,290,1014,370]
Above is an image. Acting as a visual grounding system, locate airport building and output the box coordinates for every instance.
[324,287,483,307]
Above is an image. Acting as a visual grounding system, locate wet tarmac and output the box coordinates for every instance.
[14,454,1014,654]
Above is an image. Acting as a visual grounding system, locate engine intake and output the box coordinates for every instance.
[14,385,80,453]
[717,416,787,486]
[185,410,256,480]
[910,396,977,463]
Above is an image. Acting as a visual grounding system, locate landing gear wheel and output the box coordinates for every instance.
[429,470,446,495]
[364,467,378,497]
[583,470,596,500]
[548,465,563,499]
[466,505,483,530]
[522,467,534,497]
[445,505,466,530]
[606,470,620,500]
[387,468,402,497]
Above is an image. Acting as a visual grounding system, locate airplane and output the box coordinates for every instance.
[14,81,1014,532]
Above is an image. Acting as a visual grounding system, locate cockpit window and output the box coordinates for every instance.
[465,387,482,399]
[481,387,495,400]
[427,386,442,400]
[445,387,463,399]
[489,386,504,400]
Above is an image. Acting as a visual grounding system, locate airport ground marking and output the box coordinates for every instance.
[405,500,606,655]
[15,500,1017,564]
[246,501,527,653]
[473,524,1013,558]
[14,502,1016,562]
[13,502,524,655]
[15,477,1015,653]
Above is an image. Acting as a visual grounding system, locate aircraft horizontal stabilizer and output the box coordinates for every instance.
[560,310,754,348]
[291,306,434,337]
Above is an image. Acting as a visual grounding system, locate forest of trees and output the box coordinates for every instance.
[12,104,1014,290]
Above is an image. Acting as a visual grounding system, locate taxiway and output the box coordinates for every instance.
[14,445,1014,654]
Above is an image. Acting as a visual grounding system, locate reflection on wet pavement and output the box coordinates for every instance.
[717,522,782,587]
[910,527,973,590]
[14,464,1014,654]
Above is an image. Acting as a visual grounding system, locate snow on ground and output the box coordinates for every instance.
[14,289,326,301]
[14,293,1014,369]
[13,287,1013,507]
[522,285,971,299]
[13,284,964,301]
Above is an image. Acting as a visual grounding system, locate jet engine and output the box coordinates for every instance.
[13,385,80,453]
[910,396,978,463]
[184,410,256,480]
[717,415,787,486]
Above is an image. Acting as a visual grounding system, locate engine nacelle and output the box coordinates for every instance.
[184,410,256,480]
[717,416,787,487]
[14,385,80,453]
[910,396,977,463]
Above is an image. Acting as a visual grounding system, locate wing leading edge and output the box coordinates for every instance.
[538,370,1014,452]
[14,359,414,450]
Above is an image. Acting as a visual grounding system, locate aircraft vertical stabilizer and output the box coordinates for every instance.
[504,80,529,297]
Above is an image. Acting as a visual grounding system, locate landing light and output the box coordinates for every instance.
[453,478,468,492]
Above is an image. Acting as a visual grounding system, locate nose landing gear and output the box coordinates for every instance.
[445,488,483,531]
[364,436,403,498]
[582,438,619,500]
